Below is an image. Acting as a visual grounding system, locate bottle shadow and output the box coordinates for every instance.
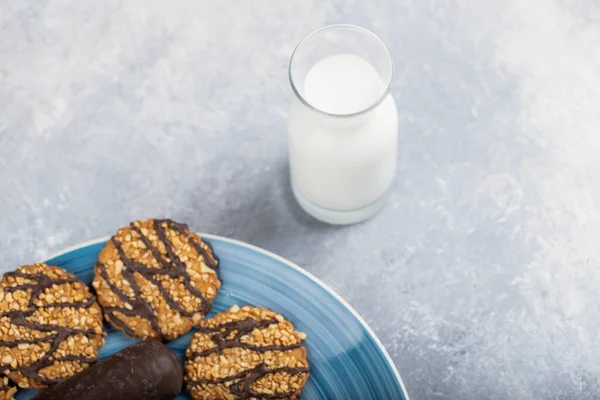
[198,159,344,267]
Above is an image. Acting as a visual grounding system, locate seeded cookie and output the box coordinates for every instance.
[185,305,310,400]
[93,218,220,340]
[0,377,16,400]
[0,263,104,390]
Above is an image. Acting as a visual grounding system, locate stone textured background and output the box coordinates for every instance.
[2,1,600,399]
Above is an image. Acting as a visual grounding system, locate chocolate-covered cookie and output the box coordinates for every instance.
[185,305,309,400]
[34,340,182,400]
[93,218,220,340]
[0,263,104,389]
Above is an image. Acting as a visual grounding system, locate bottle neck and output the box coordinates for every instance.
[294,96,377,128]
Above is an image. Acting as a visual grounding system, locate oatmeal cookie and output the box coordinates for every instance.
[185,305,309,400]
[0,263,104,389]
[93,218,220,340]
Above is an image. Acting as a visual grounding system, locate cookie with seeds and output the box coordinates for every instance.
[0,263,104,390]
[93,218,220,341]
[0,377,16,400]
[185,305,309,400]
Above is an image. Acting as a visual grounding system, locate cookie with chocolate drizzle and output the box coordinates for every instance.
[0,263,104,390]
[93,218,220,341]
[185,305,309,400]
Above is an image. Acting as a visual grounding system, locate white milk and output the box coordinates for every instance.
[288,53,398,224]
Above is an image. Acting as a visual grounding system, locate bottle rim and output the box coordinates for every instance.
[288,24,395,118]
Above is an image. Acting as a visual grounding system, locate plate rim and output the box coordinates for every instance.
[43,234,410,400]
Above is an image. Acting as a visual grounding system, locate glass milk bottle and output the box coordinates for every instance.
[288,25,397,225]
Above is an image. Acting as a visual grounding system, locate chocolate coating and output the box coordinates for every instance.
[34,340,183,400]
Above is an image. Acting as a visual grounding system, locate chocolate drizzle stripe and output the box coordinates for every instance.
[0,326,97,348]
[0,336,49,348]
[1,296,96,320]
[158,219,217,271]
[51,355,97,364]
[102,308,138,338]
[3,272,78,282]
[0,269,102,386]
[96,219,217,339]
[3,354,98,373]
[39,296,97,310]
[188,342,303,359]
[187,365,310,385]
[198,318,280,334]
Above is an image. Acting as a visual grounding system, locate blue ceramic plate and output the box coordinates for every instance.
[16,235,409,400]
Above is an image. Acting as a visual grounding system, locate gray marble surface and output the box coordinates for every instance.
[2,0,600,399]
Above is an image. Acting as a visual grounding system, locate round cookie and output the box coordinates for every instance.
[93,218,220,340]
[0,263,104,390]
[0,377,16,400]
[185,305,310,400]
